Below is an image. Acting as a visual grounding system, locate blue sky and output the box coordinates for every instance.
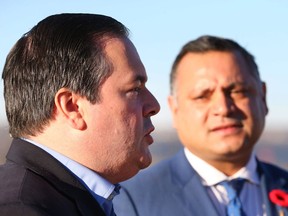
[0,0,287,131]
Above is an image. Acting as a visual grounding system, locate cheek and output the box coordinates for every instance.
[183,106,207,125]
[234,100,265,134]
[122,100,142,119]
[124,110,141,128]
[127,104,144,128]
[174,107,207,142]
[118,113,142,144]
[239,100,259,121]
[249,101,266,126]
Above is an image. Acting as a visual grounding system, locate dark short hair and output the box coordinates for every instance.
[2,13,129,138]
[170,35,260,94]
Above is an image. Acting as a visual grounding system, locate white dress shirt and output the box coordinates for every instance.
[184,148,266,216]
[23,138,119,216]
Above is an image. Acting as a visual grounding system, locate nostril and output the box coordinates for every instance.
[147,105,160,117]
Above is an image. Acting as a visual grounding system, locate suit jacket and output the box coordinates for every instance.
[114,149,288,216]
[0,138,106,216]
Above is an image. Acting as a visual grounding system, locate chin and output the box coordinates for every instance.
[217,138,245,149]
[138,154,152,169]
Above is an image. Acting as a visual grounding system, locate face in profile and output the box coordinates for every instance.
[83,37,160,183]
[169,51,268,165]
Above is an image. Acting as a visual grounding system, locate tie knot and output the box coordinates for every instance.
[230,178,246,194]
[220,178,246,199]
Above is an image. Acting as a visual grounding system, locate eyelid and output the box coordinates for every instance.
[192,91,211,100]
[232,89,246,93]
[129,85,144,96]
[230,87,248,93]
[226,82,247,90]
[133,87,141,92]
[134,75,147,86]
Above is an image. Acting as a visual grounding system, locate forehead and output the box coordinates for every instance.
[104,38,147,88]
[104,37,147,81]
[175,51,253,85]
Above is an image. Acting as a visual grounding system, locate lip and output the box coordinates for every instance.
[210,123,243,133]
[145,126,155,145]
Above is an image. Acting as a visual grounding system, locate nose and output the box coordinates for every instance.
[212,92,234,116]
[144,90,161,117]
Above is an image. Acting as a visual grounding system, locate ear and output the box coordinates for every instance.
[261,82,269,115]
[54,88,87,130]
[168,95,178,128]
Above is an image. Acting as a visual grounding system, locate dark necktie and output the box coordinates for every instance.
[220,178,246,216]
[102,200,116,216]
[106,184,120,216]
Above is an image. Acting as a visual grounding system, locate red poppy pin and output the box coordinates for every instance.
[269,189,288,207]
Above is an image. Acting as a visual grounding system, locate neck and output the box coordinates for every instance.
[208,154,252,176]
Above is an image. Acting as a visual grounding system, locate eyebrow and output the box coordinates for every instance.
[133,74,147,84]
[225,81,248,89]
[193,81,248,94]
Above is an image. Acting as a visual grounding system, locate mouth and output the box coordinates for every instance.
[144,126,155,145]
[210,123,243,134]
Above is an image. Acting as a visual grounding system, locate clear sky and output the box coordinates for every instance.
[1,0,287,131]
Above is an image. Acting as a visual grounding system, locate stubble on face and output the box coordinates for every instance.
[85,37,157,183]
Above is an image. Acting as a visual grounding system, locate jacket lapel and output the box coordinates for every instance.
[170,150,220,216]
[6,139,106,216]
[168,152,288,216]
[46,176,106,216]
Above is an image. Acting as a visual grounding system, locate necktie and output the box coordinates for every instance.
[102,199,116,216]
[105,184,120,216]
[220,178,246,216]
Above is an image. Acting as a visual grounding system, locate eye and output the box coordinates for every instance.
[132,87,141,93]
[127,86,142,97]
[232,89,244,93]
[190,94,209,104]
[192,91,211,101]
[194,95,207,100]
[130,87,142,95]
[231,88,248,98]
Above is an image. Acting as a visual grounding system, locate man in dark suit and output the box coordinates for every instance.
[113,35,288,216]
[0,13,160,215]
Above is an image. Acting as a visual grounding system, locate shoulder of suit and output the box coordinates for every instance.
[258,160,288,185]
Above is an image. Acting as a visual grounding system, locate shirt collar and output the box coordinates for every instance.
[184,147,260,186]
[21,138,118,201]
